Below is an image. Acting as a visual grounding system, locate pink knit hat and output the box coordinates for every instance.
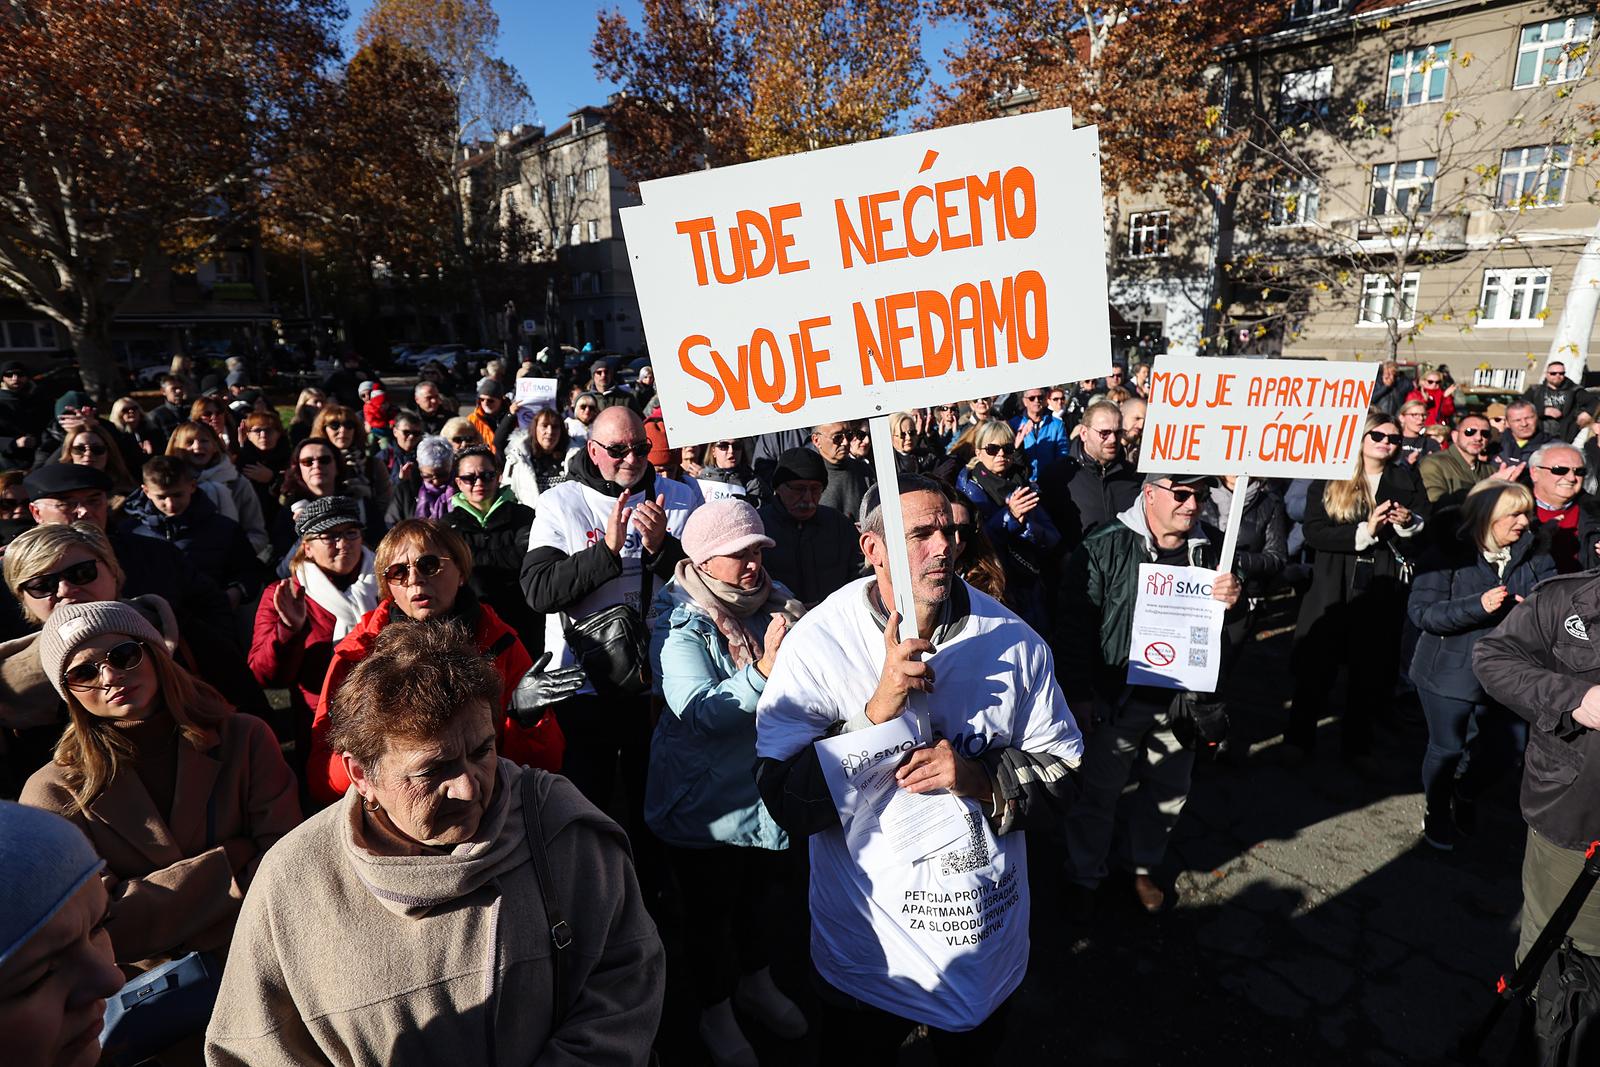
[680,498,774,566]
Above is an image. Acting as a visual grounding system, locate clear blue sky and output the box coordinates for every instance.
[341,1,958,129]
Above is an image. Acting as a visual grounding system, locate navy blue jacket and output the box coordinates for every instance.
[1408,526,1557,700]
[122,486,262,597]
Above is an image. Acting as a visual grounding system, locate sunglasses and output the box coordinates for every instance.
[820,432,848,446]
[982,443,1017,456]
[1151,482,1210,505]
[1023,394,1044,403]
[1423,379,1441,386]
[384,553,451,585]
[711,441,738,450]
[70,442,106,456]
[308,527,362,545]
[325,421,356,431]
[596,440,651,460]
[1539,465,1587,477]
[299,453,335,467]
[456,471,497,484]
[848,430,869,441]
[1367,431,1403,445]
[1458,427,1487,438]
[63,640,145,691]
[1548,369,1567,376]
[450,435,479,444]
[20,559,100,599]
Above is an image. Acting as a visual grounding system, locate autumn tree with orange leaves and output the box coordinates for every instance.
[593,0,925,185]
[0,0,340,400]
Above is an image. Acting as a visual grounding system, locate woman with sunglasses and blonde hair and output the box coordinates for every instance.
[304,518,562,807]
[109,396,163,457]
[1408,480,1554,849]
[19,600,300,976]
[1286,413,1430,768]
[55,422,136,498]
[695,437,764,508]
[311,404,392,520]
[954,419,1060,631]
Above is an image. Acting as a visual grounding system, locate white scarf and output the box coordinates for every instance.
[295,547,379,640]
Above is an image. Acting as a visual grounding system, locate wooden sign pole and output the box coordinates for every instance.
[1215,473,1249,575]
[867,414,920,643]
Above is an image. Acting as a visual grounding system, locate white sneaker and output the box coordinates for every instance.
[734,966,809,1040]
[698,999,758,1067]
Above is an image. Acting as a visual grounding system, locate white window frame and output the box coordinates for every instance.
[1289,0,1343,21]
[1498,145,1569,208]
[1479,267,1551,326]
[583,167,601,193]
[569,222,582,246]
[1277,66,1333,125]
[1515,17,1595,88]
[1127,210,1171,258]
[1269,174,1321,226]
[587,219,600,243]
[1358,272,1420,327]
[1387,42,1451,108]
[1370,159,1437,216]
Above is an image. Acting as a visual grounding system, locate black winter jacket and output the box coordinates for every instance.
[1475,570,1600,850]
[1522,376,1581,440]
[0,385,47,467]
[1037,439,1141,548]
[757,500,863,608]
[121,486,262,597]
[1198,481,1289,597]
[1409,526,1557,700]
[446,491,541,650]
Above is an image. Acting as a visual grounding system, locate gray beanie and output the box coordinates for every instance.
[416,434,454,470]
[0,801,105,968]
[39,601,165,700]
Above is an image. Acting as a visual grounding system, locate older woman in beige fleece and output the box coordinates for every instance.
[205,619,665,1067]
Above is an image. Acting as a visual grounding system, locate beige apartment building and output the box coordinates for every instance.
[1114,0,1600,391]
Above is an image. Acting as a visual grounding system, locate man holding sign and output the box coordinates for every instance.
[755,474,1081,1055]
[1056,472,1241,915]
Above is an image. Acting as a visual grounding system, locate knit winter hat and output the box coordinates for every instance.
[644,416,671,466]
[771,447,826,489]
[680,498,773,566]
[38,600,165,700]
[0,801,105,969]
[293,495,361,539]
[476,377,502,398]
[416,435,454,469]
[358,380,377,399]
[54,389,92,417]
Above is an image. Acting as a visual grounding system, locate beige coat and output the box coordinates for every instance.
[20,707,301,971]
[204,762,665,1067]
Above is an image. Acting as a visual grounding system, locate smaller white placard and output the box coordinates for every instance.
[1126,564,1226,693]
[514,377,559,430]
[814,713,973,872]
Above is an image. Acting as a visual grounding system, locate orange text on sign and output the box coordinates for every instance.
[676,316,840,416]
[675,204,811,287]
[834,167,1038,269]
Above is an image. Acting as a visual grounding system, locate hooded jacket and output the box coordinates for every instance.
[122,485,262,597]
[1037,438,1142,547]
[502,427,573,509]
[306,590,552,806]
[205,763,665,1066]
[196,454,270,556]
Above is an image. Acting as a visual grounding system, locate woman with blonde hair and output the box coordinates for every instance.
[953,419,1060,630]
[287,386,325,445]
[167,420,269,555]
[311,403,391,519]
[110,397,163,456]
[1397,398,1438,466]
[20,600,300,973]
[55,422,136,497]
[1287,413,1429,766]
[1407,480,1554,848]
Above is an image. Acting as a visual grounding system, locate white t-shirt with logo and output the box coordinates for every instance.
[755,577,1082,1030]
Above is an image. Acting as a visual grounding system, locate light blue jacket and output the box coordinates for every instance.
[644,583,789,851]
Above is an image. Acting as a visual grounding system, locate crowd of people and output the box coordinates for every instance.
[2,348,1599,1065]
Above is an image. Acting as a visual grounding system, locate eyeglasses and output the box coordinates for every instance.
[981,443,1016,456]
[299,453,335,468]
[1023,394,1044,403]
[383,553,451,585]
[244,425,277,436]
[1085,426,1120,438]
[711,441,738,451]
[19,559,100,599]
[1150,482,1210,505]
[324,421,356,431]
[596,439,651,460]
[307,527,362,545]
[63,640,145,691]
[456,471,497,484]
[1538,465,1588,477]
[1458,427,1486,438]
[450,435,479,445]
[70,442,106,457]
[1366,431,1403,445]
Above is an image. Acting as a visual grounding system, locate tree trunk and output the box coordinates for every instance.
[1200,190,1237,353]
[72,317,120,406]
[1546,218,1600,375]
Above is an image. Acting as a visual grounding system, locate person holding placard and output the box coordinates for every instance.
[1286,414,1429,768]
[754,473,1082,1057]
[1056,473,1242,916]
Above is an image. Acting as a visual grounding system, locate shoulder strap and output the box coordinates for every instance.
[638,550,652,621]
[521,771,572,1028]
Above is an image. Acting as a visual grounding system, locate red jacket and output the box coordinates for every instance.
[248,578,338,719]
[1406,385,1455,426]
[307,598,562,805]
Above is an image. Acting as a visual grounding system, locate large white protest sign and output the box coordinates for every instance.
[622,108,1110,450]
[1139,356,1377,481]
[1127,564,1227,692]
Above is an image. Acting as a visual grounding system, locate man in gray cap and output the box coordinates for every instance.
[469,377,511,451]
[0,801,125,1067]
[1055,472,1242,916]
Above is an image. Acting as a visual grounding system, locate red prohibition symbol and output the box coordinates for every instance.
[1144,642,1176,667]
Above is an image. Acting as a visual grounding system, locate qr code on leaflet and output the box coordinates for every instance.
[940,812,990,877]
[1188,647,1208,668]
[1190,626,1209,646]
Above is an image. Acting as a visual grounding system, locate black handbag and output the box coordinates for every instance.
[560,559,652,698]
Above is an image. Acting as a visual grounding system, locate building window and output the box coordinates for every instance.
[547,180,559,204]
[1499,145,1569,207]
[1358,272,1420,326]
[569,222,582,246]
[214,252,251,282]
[107,260,133,283]
[1387,42,1451,108]
[1269,174,1320,225]
[583,168,601,193]
[1278,66,1333,126]
[1289,0,1343,21]
[528,184,541,207]
[1516,17,1594,87]
[1370,159,1436,215]
[0,321,56,351]
[1479,268,1550,324]
[565,174,578,199]
[587,219,600,242]
[1127,211,1171,258]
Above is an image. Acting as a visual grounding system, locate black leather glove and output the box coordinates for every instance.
[509,652,586,726]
